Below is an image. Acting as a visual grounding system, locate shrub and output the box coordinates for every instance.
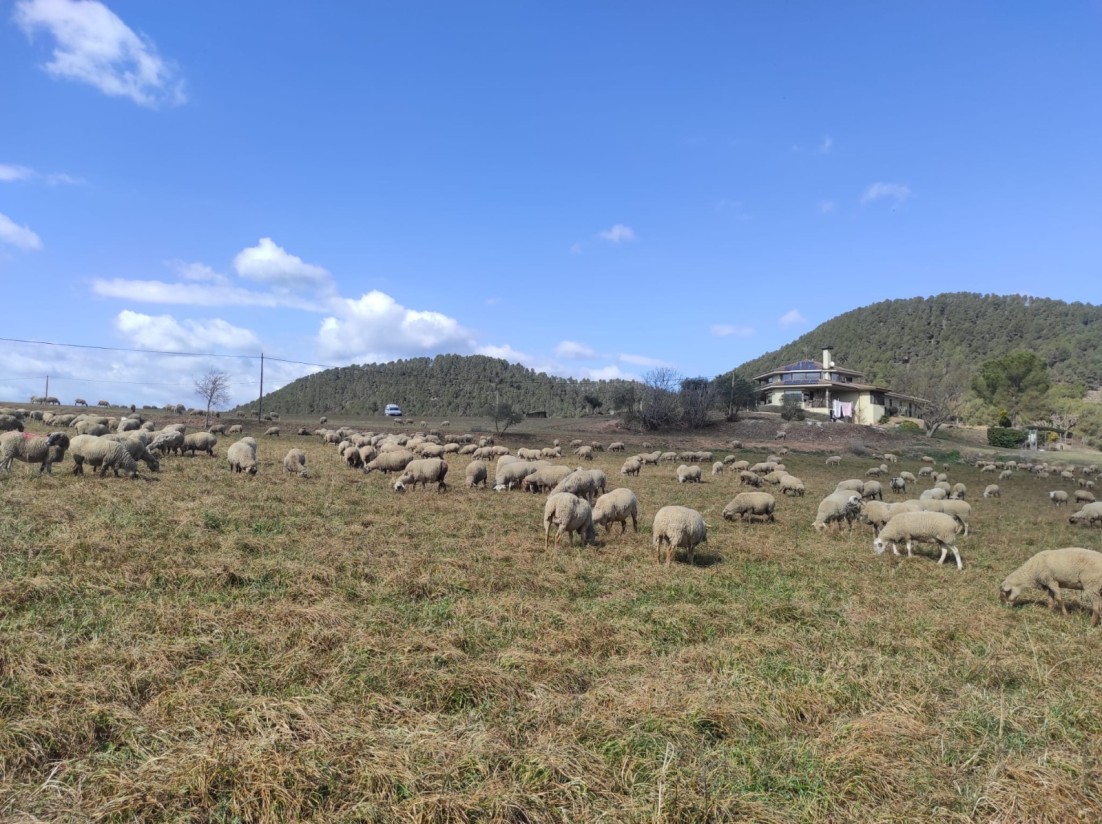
[997,409,1012,428]
[879,413,892,425]
[780,396,805,421]
[896,421,923,434]
[848,440,868,456]
[987,427,1028,448]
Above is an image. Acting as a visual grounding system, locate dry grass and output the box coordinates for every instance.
[2,419,1102,822]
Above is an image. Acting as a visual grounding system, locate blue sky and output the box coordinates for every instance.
[1,1,1100,408]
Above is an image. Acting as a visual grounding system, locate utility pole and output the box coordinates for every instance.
[44,375,49,399]
[257,352,264,422]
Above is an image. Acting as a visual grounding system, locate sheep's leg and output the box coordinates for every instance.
[544,522,552,551]
[949,545,963,570]
[631,515,638,532]
[905,540,913,557]
[1048,582,1067,615]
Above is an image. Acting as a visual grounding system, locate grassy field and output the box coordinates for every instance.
[2,416,1101,822]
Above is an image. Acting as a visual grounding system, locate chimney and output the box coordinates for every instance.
[822,346,834,370]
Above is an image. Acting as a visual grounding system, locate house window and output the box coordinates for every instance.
[871,392,885,406]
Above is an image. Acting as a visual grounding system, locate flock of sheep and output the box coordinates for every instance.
[3,405,1102,625]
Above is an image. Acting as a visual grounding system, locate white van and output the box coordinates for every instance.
[384,404,403,417]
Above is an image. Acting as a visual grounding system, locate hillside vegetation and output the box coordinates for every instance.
[236,354,634,419]
[732,293,1102,389]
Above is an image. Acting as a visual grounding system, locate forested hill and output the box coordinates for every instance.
[732,293,1102,390]
[234,354,636,418]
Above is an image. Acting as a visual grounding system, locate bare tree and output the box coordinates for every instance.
[637,367,682,431]
[194,368,232,427]
[896,365,967,437]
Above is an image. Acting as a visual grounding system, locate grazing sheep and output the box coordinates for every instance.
[363,448,416,476]
[899,471,917,484]
[608,441,626,452]
[919,487,947,501]
[825,455,842,467]
[677,464,702,484]
[779,475,805,497]
[227,439,259,474]
[835,479,865,494]
[652,505,708,566]
[225,424,243,434]
[873,511,964,569]
[494,460,539,491]
[983,484,1001,499]
[264,426,280,437]
[882,453,898,463]
[574,445,594,461]
[74,398,87,406]
[183,432,218,457]
[592,488,639,535]
[1049,490,1069,507]
[865,467,883,478]
[551,468,605,502]
[543,492,598,549]
[0,431,69,474]
[519,465,573,494]
[999,470,1013,480]
[1068,502,1102,528]
[283,448,309,476]
[1075,490,1096,504]
[917,466,934,478]
[860,499,922,536]
[621,457,642,477]
[862,480,883,501]
[465,460,488,489]
[774,430,787,441]
[738,470,762,487]
[712,461,725,476]
[516,448,542,461]
[813,492,863,532]
[106,435,160,471]
[0,414,24,433]
[722,492,776,523]
[889,476,906,494]
[919,498,972,536]
[69,435,140,478]
[149,430,184,456]
[1000,548,1102,625]
[394,457,449,492]
[208,424,226,435]
[950,483,967,500]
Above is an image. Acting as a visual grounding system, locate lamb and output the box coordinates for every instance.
[652,505,708,566]
[711,461,725,476]
[865,467,883,478]
[1049,490,1069,507]
[825,455,842,466]
[69,435,140,478]
[873,511,964,569]
[521,465,574,493]
[779,475,805,497]
[363,448,416,475]
[283,448,309,476]
[394,457,449,492]
[1000,548,1102,625]
[226,439,258,474]
[591,488,639,535]
[264,426,280,437]
[677,464,702,484]
[722,492,776,523]
[983,484,1001,499]
[464,460,488,489]
[183,432,218,457]
[621,457,642,477]
[543,492,598,549]
[813,492,863,532]
[1068,502,1102,528]
[0,431,69,474]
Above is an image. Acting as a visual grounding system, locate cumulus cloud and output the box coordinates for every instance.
[861,182,912,204]
[710,324,754,338]
[779,309,806,327]
[14,0,185,107]
[233,237,331,290]
[170,260,229,284]
[584,365,636,381]
[598,223,636,244]
[91,277,325,310]
[115,310,260,352]
[0,164,34,182]
[317,290,473,363]
[0,212,43,251]
[555,340,598,360]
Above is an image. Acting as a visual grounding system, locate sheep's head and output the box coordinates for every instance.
[1000,584,1021,604]
[872,538,887,555]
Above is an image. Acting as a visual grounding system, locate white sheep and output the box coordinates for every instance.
[813,492,863,532]
[494,460,538,491]
[1068,502,1102,528]
[862,480,883,501]
[860,499,922,536]
[69,435,140,478]
[779,474,805,497]
[950,483,967,500]
[1049,490,1069,507]
[543,492,598,549]
[983,484,1000,499]
[873,511,964,569]
[1075,490,1096,504]
[264,426,281,438]
[1000,548,1102,625]
[464,459,488,489]
[0,431,69,474]
[521,465,574,493]
[106,435,161,472]
[722,492,776,524]
[677,464,702,484]
[711,461,725,476]
[550,468,605,502]
[227,439,258,474]
[394,457,449,492]
[621,457,642,477]
[183,432,218,457]
[283,448,309,476]
[652,505,708,566]
[592,488,639,535]
[363,449,416,475]
[919,487,947,501]
[918,498,972,536]
[574,445,594,461]
[825,455,842,466]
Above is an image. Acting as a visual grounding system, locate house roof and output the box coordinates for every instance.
[752,359,864,381]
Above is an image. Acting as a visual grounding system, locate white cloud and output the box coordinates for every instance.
[45,172,83,185]
[114,310,260,352]
[618,353,673,368]
[569,241,584,255]
[819,135,833,154]
[233,237,331,290]
[597,223,636,244]
[779,309,806,327]
[820,200,837,214]
[584,365,636,381]
[0,212,43,250]
[710,324,754,338]
[171,260,229,285]
[317,290,473,363]
[14,0,185,107]
[555,340,598,360]
[861,182,912,204]
[91,277,326,310]
[0,164,35,182]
